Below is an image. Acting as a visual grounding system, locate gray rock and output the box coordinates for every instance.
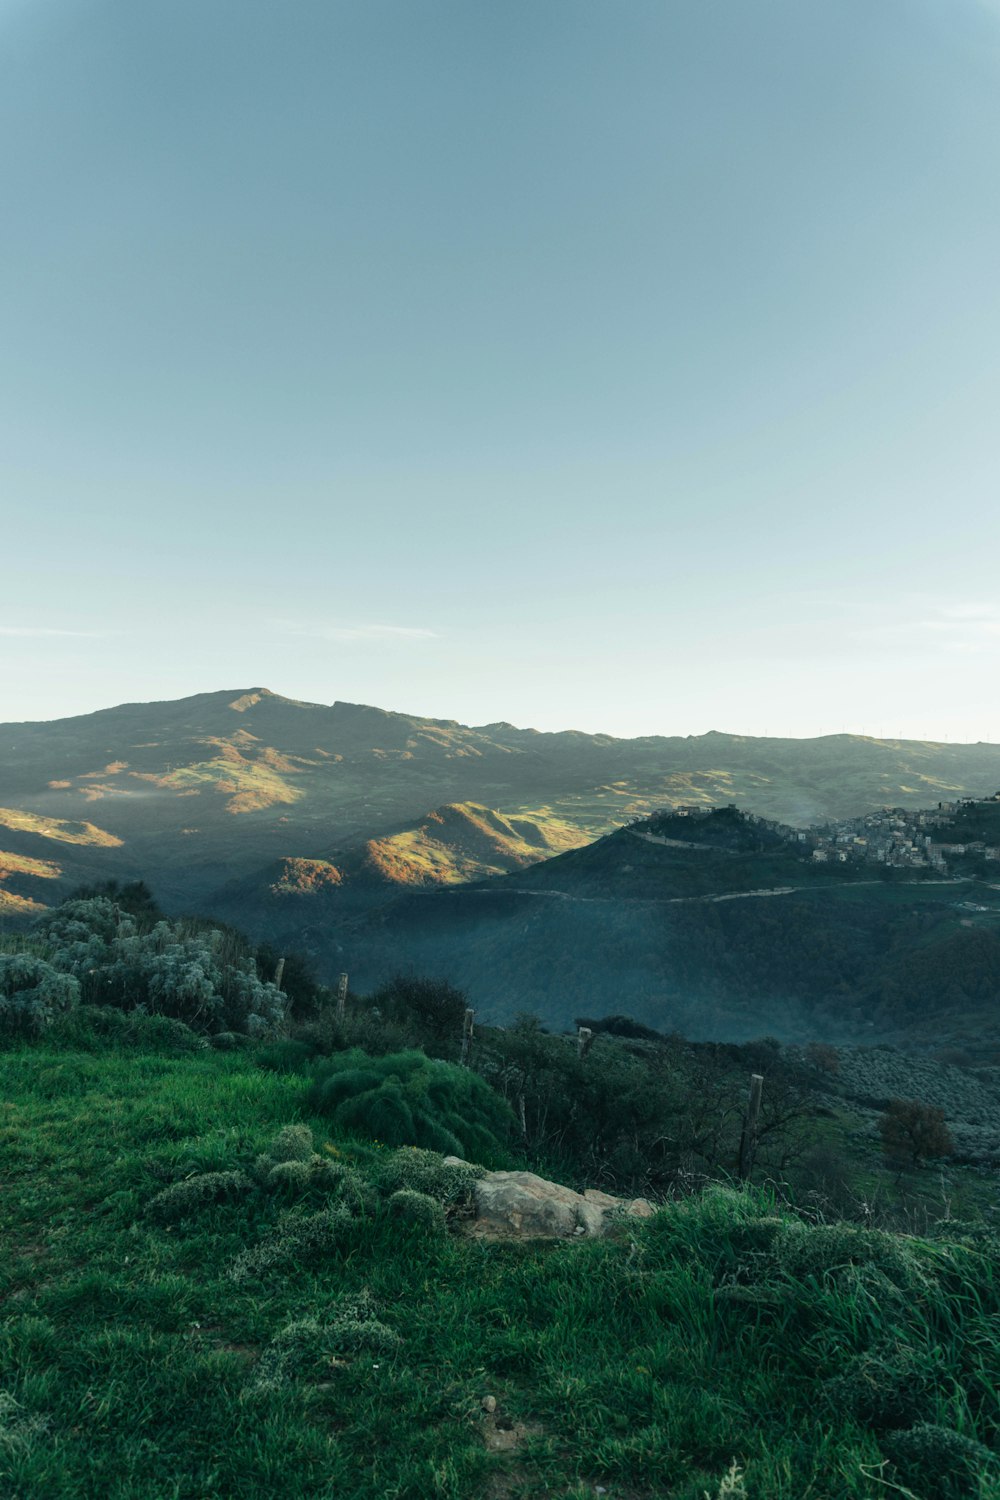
[468,1170,656,1240]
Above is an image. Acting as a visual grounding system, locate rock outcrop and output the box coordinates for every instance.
[443,1160,654,1240]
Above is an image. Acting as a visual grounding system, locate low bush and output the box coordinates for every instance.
[771,1221,929,1292]
[387,1188,446,1232]
[369,975,468,1049]
[48,1006,204,1054]
[31,898,287,1037]
[0,954,79,1038]
[882,1422,998,1500]
[228,1203,357,1283]
[825,1341,938,1430]
[261,1124,315,1164]
[263,1157,359,1197]
[306,1050,514,1162]
[146,1171,254,1223]
[376,1146,483,1205]
[249,1292,402,1395]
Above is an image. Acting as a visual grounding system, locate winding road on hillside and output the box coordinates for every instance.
[442,876,974,908]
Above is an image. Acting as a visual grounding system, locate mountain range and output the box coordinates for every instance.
[5,685,1000,913]
[4,687,1000,1052]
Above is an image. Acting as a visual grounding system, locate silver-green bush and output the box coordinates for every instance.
[248,1292,402,1394]
[387,1188,446,1232]
[146,1170,254,1223]
[0,954,79,1037]
[377,1146,484,1206]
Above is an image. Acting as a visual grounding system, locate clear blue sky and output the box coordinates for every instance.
[3,0,1000,740]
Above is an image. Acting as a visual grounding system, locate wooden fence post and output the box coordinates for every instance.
[273,957,285,990]
[460,1007,475,1067]
[517,1091,527,1144]
[738,1073,764,1182]
[577,1025,594,1061]
[336,972,349,1022]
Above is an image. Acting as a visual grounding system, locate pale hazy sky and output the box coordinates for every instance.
[3,1,1000,740]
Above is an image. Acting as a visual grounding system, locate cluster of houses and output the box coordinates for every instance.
[808,794,1000,871]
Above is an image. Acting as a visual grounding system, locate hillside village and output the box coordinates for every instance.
[809,791,1000,871]
[663,793,1000,874]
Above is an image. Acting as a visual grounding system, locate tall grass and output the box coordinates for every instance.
[1,1036,998,1498]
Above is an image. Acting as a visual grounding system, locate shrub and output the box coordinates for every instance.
[265,1159,324,1193]
[68,879,160,926]
[253,944,324,1021]
[264,1157,359,1196]
[371,975,468,1048]
[882,1423,997,1500]
[228,1203,356,1283]
[377,1146,483,1205]
[773,1222,928,1292]
[248,1292,401,1394]
[307,1050,514,1163]
[0,954,79,1037]
[262,1125,315,1164]
[387,1189,446,1232]
[252,1125,377,1209]
[48,1006,203,1053]
[147,1171,254,1223]
[878,1099,953,1167]
[825,1341,937,1430]
[31,898,287,1037]
[804,1041,840,1075]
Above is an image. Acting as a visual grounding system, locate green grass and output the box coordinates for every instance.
[2,1040,1000,1498]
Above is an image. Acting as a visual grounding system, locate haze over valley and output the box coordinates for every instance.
[4,687,1000,1053]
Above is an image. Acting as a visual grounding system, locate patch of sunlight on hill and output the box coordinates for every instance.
[0,888,47,915]
[362,803,590,886]
[0,849,61,918]
[271,859,344,896]
[0,808,123,848]
[152,757,304,813]
[0,851,61,880]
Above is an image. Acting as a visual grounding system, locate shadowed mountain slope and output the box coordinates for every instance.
[333,805,1000,1057]
[4,687,1000,921]
[206,801,588,950]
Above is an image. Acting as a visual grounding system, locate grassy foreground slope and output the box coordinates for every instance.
[3,1036,1000,1499]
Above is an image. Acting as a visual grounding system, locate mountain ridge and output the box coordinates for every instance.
[5,686,1000,923]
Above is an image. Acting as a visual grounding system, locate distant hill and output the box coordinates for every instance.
[206,801,587,953]
[333,804,1000,1057]
[5,686,1000,925]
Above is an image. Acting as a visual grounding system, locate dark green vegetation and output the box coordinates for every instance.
[6,690,1000,1054]
[9,793,1000,1054]
[338,805,1000,1054]
[0,894,287,1041]
[5,902,1000,1495]
[5,685,1000,930]
[3,1019,1000,1498]
[306,1050,515,1162]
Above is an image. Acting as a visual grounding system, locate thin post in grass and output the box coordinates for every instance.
[517,1091,527,1144]
[577,1025,594,1061]
[738,1073,764,1182]
[336,972,349,1022]
[273,956,285,990]
[460,1007,475,1067]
